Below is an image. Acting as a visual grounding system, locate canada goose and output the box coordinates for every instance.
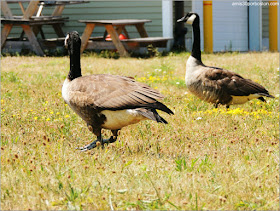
[177,13,274,108]
[62,31,173,151]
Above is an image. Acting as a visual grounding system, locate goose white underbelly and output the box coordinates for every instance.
[230,94,260,105]
[101,109,147,130]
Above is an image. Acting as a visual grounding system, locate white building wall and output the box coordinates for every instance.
[192,0,204,51]
[213,1,248,51]
[162,0,173,51]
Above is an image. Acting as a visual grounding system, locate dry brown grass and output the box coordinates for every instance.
[1,52,279,210]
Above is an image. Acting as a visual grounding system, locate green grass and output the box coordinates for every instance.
[1,52,279,210]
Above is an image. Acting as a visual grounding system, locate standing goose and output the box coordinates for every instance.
[177,13,274,108]
[62,31,173,151]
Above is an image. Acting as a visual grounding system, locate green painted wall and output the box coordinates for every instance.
[262,4,269,39]
[1,1,163,39]
[262,4,269,50]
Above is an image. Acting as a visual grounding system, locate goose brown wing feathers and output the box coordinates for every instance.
[67,74,171,112]
[203,67,272,97]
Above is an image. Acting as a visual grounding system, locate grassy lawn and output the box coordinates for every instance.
[1,52,279,210]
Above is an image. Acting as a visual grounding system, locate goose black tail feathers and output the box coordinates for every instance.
[257,93,275,102]
[146,102,174,115]
[136,102,174,124]
[136,108,169,124]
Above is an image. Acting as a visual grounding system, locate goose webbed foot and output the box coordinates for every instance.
[77,139,101,151]
[77,136,118,151]
[102,136,118,145]
[77,129,119,151]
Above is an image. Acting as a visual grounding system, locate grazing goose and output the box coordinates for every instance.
[177,13,274,108]
[62,31,173,151]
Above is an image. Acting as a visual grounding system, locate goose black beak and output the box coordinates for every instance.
[177,16,187,23]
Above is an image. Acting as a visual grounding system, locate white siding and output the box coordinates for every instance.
[192,0,204,51]
[213,1,248,51]
[162,0,173,50]
[184,1,193,51]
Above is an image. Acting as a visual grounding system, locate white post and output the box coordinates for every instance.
[162,0,173,51]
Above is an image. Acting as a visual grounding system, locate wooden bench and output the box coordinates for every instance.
[1,16,68,25]
[85,37,171,51]
[1,0,86,56]
[79,19,172,56]
[1,16,68,37]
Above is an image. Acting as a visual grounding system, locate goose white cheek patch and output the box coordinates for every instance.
[64,34,69,47]
[187,14,196,24]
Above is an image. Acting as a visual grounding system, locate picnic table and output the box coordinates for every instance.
[1,0,87,56]
[79,19,171,57]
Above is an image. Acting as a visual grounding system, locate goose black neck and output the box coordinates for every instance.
[68,47,82,81]
[191,20,202,62]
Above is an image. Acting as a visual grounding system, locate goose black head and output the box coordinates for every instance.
[64,31,81,52]
[177,12,199,25]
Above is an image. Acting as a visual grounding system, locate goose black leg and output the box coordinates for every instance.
[77,126,102,151]
[77,129,120,151]
[101,129,119,145]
